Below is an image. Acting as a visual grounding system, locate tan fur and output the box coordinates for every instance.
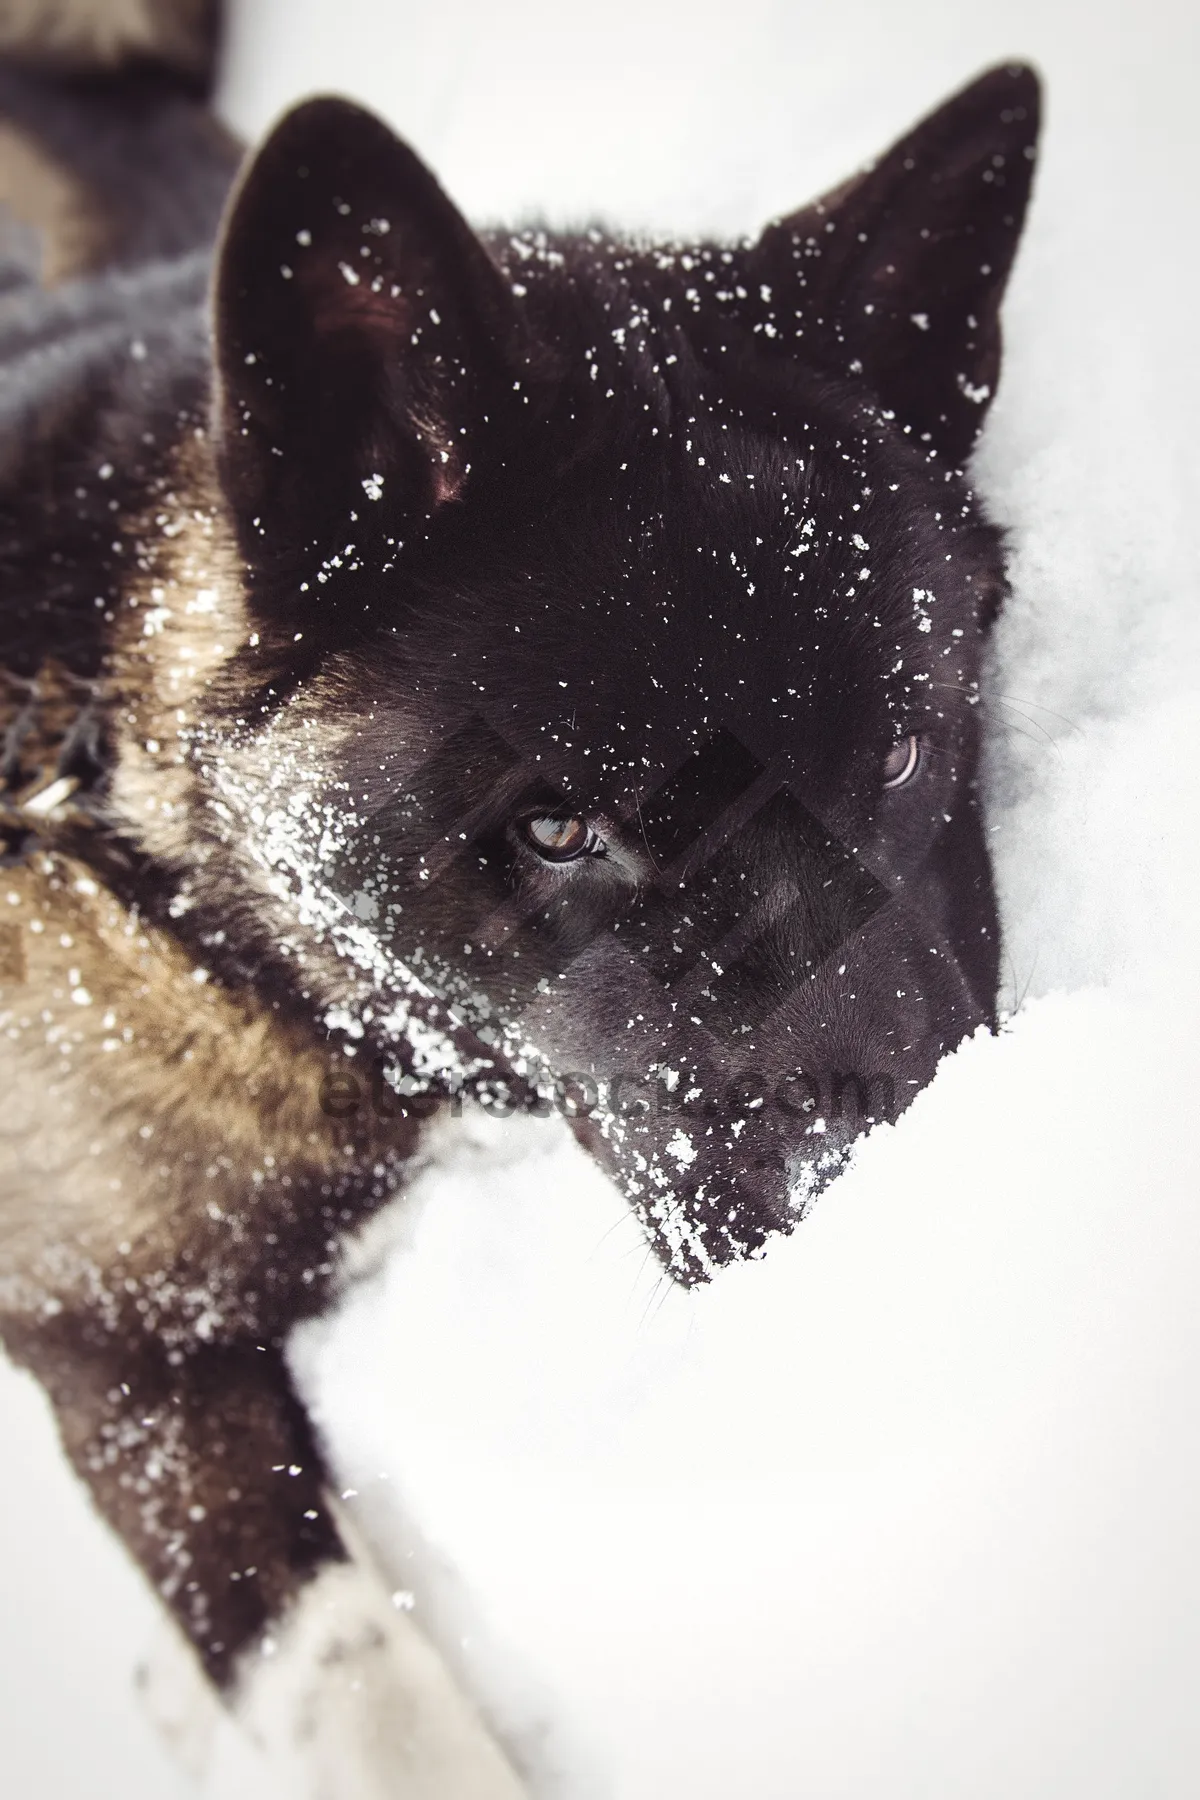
[101,435,470,1073]
[0,842,412,1322]
[0,0,212,77]
[0,119,111,280]
[105,433,260,862]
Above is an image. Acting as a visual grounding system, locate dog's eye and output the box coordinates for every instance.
[882,733,922,788]
[520,814,605,862]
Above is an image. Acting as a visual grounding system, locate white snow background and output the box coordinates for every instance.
[4,0,1200,1794]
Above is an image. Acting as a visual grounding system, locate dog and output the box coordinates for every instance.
[0,0,1040,1739]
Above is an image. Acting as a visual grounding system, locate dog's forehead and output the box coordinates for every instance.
[353,280,988,817]
[415,438,959,805]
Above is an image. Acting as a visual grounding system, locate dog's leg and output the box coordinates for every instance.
[235,1516,533,1800]
[10,1320,343,1682]
[8,1317,529,1796]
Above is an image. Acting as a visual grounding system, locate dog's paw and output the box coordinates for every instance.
[233,1555,530,1800]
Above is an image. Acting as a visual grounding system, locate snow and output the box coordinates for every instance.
[5,0,1200,1793]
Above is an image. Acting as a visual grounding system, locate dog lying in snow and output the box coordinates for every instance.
[0,0,1039,1767]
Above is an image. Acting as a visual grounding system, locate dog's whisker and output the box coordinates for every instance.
[991,692,1082,734]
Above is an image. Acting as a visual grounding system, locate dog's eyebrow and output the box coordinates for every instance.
[621,729,765,869]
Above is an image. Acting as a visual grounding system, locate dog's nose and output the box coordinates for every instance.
[784,1115,858,1211]
[720,1162,795,1249]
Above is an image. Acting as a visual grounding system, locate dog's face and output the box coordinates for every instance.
[148,67,1038,1279]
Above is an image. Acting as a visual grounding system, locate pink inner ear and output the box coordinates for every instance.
[302,264,470,506]
[414,407,467,504]
[430,459,465,504]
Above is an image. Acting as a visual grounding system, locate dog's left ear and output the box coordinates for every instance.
[752,63,1040,465]
[213,97,521,611]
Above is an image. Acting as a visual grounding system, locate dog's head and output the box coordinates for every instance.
[125,65,1039,1279]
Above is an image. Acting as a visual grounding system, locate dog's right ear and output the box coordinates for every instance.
[213,98,520,615]
[750,63,1040,467]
